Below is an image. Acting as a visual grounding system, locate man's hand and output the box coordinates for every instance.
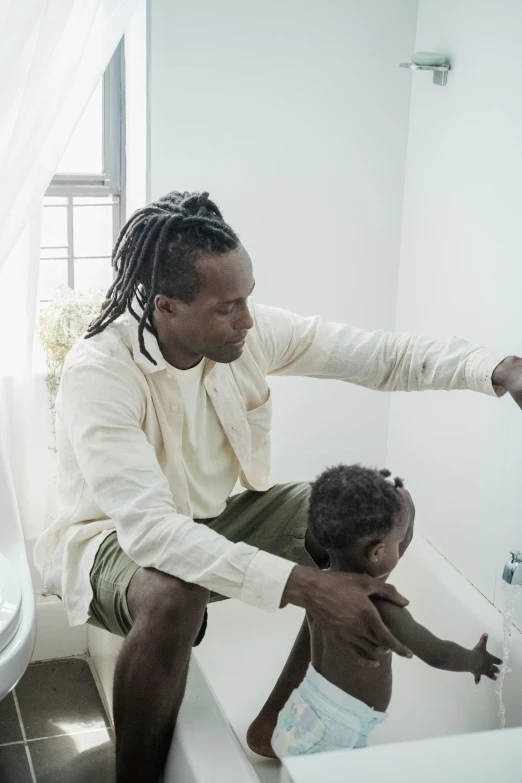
[281,566,413,667]
[492,356,522,409]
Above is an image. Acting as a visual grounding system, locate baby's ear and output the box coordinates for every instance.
[365,540,385,564]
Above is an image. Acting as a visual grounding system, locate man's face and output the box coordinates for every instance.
[154,245,255,365]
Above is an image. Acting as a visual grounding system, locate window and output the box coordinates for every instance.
[39,42,125,303]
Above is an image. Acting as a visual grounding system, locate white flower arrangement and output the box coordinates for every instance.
[39,286,106,428]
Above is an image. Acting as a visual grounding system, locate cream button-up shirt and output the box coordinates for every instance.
[34,301,506,627]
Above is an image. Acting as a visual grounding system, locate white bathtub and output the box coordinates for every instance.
[87,535,522,782]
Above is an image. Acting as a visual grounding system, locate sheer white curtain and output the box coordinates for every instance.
[0,0,141,540]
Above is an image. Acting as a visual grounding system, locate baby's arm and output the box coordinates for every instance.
[373,599,501,682]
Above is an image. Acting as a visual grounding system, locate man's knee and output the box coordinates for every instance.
[127,568,209,636]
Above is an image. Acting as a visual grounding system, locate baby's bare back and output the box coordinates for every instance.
[308,614,393,714]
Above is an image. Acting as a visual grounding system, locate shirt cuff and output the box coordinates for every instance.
[240,549,297,612]
[465,349,508,399]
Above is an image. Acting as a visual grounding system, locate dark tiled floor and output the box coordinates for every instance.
[16,658,110,740]
[0,692,23,744]
[30,731,115,783]
[0,658,115,782]
[0,743,34,782]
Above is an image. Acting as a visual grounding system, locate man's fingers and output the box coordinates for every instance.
[337,633,383,664]
[331,626,386,667]
[371,645,392,656]
[352,645,381,668]
[370,581,409,607]
[492,655,503,665]
[350,626,393,657]
[342,644,381,668]
[358,636,392,657]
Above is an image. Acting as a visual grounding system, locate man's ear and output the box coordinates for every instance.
[365,540,385,565]
[155,294,179,320]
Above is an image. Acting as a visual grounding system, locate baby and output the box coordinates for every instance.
[271,464,501,757]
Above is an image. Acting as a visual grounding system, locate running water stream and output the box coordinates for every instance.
[496,582,522,729]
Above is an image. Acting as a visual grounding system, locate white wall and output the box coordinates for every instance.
[125,0,148,217]
[387,0,522,628]
[149,0,418,481]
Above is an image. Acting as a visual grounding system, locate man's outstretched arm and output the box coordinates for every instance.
[252,302,512,400]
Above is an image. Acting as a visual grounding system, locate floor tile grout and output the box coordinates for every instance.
[24,744,38,783]
[12,690,28,742]
[0,725,112,748]
[12,690,37,783]
[27,726,112,743]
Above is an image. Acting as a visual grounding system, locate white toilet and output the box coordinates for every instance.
[0,436,36,701]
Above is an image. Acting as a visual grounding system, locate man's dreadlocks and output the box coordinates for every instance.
[85,191,239,365]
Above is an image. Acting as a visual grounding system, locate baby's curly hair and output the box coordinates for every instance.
[309,464,405,550]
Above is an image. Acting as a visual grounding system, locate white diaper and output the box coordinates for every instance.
[271,663,387,758]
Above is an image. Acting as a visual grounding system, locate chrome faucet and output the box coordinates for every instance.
[502,551,522,585]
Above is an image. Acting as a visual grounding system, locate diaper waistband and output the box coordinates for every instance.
[300,664,388,725]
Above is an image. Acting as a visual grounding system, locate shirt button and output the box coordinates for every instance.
[170,404,178,412]
[166,373,173,380]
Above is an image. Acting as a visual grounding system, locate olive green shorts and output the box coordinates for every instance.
[88,482,326,644]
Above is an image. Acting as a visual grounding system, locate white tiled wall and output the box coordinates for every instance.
[387,0,522,630]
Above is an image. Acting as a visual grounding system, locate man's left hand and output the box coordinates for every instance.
[492,356,522,409]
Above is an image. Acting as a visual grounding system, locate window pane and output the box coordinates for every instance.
[74,258,113,293]
[56,81,103,175]
[73,200,114,257]
[40,196,118,302]
[39,260,69,301]
[41,204,67,249]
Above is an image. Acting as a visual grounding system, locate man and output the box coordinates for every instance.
[35,191,522,782]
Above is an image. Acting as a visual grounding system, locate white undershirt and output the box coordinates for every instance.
[167,359,239,519]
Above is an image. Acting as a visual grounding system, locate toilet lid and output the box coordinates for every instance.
[0,552,22,653]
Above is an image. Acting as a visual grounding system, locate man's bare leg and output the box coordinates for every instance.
[113,568,209,783]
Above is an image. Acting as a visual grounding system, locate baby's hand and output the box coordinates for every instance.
[472,633,502,684]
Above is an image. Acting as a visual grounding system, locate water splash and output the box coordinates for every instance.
[495,582,522,729]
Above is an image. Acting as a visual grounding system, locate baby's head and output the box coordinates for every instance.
[309,464,415,579]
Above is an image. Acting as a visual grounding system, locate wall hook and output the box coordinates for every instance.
[399,61,450,87]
